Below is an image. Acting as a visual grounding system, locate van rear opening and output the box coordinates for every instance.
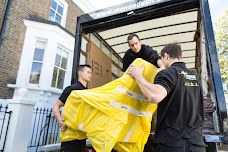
[74,0,228,151]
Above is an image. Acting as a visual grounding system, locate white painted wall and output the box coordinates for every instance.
[4,88,36,152]
[7,20,75,108]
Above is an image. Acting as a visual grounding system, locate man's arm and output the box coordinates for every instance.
[52,100,65,131]
[127,64,167,103]
[146,46,164,69]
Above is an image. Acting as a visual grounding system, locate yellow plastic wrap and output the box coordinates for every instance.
[61,58,158,152]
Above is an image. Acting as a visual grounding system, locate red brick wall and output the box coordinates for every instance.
[0,0,84,98]
[65,0,84,35]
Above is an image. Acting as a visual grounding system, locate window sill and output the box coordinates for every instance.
[7,84,63,95]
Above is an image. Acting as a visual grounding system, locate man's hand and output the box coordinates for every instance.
[127,64,145,79]
[59,116,66,131]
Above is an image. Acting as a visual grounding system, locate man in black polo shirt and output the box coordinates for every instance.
[123,33,164,151]
[127,43,205,152]
[52,64,92,152]
[122,33,165,72]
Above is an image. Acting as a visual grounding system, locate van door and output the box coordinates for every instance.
[87,41,112,88]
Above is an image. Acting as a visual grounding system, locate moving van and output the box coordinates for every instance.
[74,0,228,151]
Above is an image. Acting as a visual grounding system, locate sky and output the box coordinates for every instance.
[208,0,228,22]
[75,0,228,23]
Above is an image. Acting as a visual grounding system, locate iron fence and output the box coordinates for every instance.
[28,107,61,149]
[0,104,12,152]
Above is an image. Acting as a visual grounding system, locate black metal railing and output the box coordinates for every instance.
[28,107,61,150]
[0,104,12,152]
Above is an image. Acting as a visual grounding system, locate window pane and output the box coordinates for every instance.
[51,67,58,87]
[29,63,42,84]
[57,47,61,55]
[36,41,46,49]
[57,5,63,15]
[62,50,68,58]
[57,70,65,89]
[61,50,68,69]
[49,10,55,21]
[61,57,67,69]
[51,0,57,10]
[55,14,61,24]
[55,54,61,67]
[33,48,44,61]
[53,47,68,89]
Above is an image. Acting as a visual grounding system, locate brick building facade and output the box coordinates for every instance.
[0,0,84,100]
[0,0,9,28]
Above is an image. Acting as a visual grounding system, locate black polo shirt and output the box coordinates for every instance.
[154,62,204,145]
[122,44,161,72]
[59,81,87,104]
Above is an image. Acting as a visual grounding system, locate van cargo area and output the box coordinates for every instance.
[74,0,228,151]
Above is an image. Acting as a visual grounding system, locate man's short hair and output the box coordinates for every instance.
[161,42,182,59]
[127,33,140,43]
[77,64,91,73]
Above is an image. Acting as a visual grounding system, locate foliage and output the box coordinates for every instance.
[214,9,228,92]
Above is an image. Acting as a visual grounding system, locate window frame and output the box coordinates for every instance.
[28,39,48,87]
[49,0,68,27]
[10,20,75,94]
[51,45,70,90]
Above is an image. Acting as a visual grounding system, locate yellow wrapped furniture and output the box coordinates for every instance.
[61,58,158,152]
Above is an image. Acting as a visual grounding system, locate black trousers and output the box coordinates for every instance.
[60,139,86,152]
[154,139,206,152]
[60,139,118,152]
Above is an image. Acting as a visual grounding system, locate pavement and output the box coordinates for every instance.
[218,143,228,151]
